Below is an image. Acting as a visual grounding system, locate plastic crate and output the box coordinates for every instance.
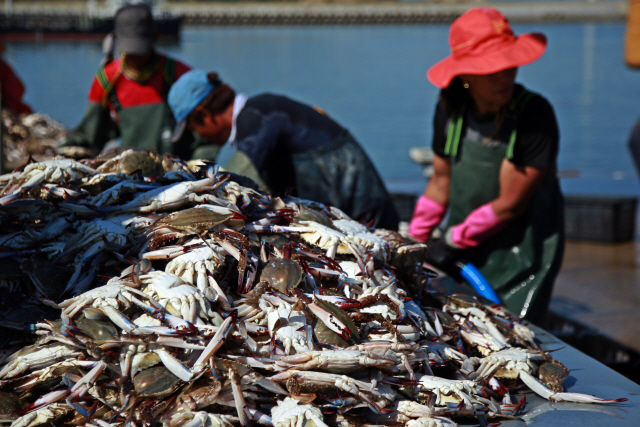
[564,195,638,242]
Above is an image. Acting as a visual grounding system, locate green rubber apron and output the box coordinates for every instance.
[444,94,564,322]
[98,58,185,157]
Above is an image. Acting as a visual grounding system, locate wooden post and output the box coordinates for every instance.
[625,0,640,68]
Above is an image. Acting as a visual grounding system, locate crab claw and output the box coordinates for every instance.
[271,333,285,355]
[68,361,108,400]
[382,376,421,387]
[135,297,198,335]
[16,389,71,414]
[320,389,347,407]
[306,300,352,340]
[143,245,188,260]
[336,277,347,293]
[311,293,362,310]
[232,211,248,220]
[519,371,628,404]
[192,309,237,376]
[0,193,21,205]
[513,395,527,414]
[66,400,99,418]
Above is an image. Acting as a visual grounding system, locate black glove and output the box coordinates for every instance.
[426,237,461,276]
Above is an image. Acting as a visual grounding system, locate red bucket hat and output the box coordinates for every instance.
[427,7,547,89]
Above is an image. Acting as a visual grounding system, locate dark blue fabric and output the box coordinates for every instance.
[234,94,347,199]
[236,94,344,164]
[232,93,400,230]
[432,84,559,170]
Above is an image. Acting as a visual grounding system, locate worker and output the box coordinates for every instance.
[62,3,195,158]
[0,41,33,116]
[168,69,400,230]
[408,7,564,322]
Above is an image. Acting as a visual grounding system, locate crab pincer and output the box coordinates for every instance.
[292,289,358,344]
[519,371,629,404]
[153,310,237,383]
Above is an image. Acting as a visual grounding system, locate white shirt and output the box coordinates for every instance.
[228,93,248,148]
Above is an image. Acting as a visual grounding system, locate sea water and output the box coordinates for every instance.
[5,22,640,196]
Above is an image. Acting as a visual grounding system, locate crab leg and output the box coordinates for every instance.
[519,371,628,404]
[85,419,115,427]
[270,370,381,414]
[248,409,272,426]
[406,415,459,427]
[16,361,106,414]
[0,344,82,380]
[229,368,252,427]
[274,349,398,372]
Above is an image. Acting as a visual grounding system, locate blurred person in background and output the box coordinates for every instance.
[0,41,33,116]
[62,3,196,158]
[168,69,400,230]
[627,119,640,179]
[408,7,564,323]
[98,32,115,71]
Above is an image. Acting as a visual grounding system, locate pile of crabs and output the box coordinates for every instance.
[0,149,627,427]
[1,110,91,166]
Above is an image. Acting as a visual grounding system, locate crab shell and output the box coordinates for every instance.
[299,223,351,255]
[537,360,570,393]
[271,397,326,427]
[133,366,183,399]
[156,206,241,234]
[96,149,167,177]
[0,390,21,418]
[260,258,304,294]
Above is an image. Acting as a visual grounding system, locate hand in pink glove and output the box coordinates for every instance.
[448,202,506,249]
[408,195,446,242]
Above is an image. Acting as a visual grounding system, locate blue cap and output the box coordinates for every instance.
[168,69,215,142]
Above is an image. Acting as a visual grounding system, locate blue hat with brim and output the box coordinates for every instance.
[169,69,215,143]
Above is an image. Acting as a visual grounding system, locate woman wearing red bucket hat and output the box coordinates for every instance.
[409,7,564,323]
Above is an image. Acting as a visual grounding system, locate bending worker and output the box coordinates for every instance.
[168,69,400,230]
[408,8,564,322]
[62,4,195,158]
[0,41,33,116]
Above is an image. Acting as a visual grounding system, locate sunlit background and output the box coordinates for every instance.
[6,22,640,195]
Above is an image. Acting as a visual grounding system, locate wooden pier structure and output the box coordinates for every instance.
[0,1,629,36]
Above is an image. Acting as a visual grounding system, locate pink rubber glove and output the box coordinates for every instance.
[448,202,506,249]
[408,195,446,242]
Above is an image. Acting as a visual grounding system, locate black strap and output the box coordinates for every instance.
[162,57,177,97]
[444,89,538,160]
[506,89,537,159]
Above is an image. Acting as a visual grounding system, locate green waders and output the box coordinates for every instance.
[444,92,565,322]
[96,58,179,155]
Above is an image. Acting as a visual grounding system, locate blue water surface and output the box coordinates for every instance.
[5,22,640,197]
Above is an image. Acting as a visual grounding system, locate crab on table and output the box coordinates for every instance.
[466,347,628,404]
